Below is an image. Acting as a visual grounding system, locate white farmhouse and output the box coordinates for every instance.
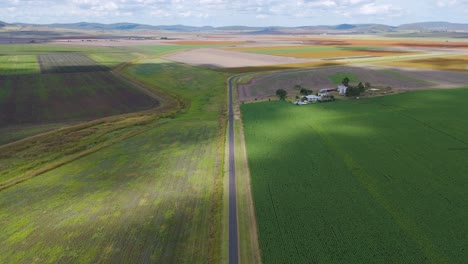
[338,85,347,95]
[305,95,321,102]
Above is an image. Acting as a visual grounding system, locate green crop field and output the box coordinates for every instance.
[328,72,359,84]
[0,55,40,75]
[241,88,468,263]
[0,42,229,263]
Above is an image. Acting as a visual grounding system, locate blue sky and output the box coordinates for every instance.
[1,0,467,26]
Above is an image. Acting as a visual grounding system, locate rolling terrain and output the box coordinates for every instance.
[0,42,230,263]
[0,26,467,264]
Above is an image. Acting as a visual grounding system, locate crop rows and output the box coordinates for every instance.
[0,71,158,126]
[0,55,40,75]
[242,88,468,263]
[37,53,110,74]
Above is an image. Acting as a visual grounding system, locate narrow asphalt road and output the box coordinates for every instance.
[228,76,239,264]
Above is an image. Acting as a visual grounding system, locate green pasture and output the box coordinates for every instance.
[328,72,359,84]
[0,55,40,75]
[0,119,220,263]
[0,45,138,75]
[242,88,468,263]
[0,44,122,56]
[0,52,228,263]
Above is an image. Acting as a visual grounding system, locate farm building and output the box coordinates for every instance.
[305,95,321,102]
[319,88,336,93]
[318,92,330,97]
[338,85,347,95]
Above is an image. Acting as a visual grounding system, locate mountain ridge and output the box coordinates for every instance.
[6,21,468,33]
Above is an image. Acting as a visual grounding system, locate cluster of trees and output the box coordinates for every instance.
[294,84,313,96]
[276,85,314,100]
[342,77,369,97]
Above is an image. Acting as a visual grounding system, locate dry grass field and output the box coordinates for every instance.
[379,55,468,72]
[292,37,468,49]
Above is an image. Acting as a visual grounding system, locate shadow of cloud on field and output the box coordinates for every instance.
[39,64,110,74]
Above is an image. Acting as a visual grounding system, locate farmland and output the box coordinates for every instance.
[241,88,468,263]
[229,45,418,59]
[164,48,314,69]
[0,49,159,128]
[237,65,468,101]
[0,43,229,263]
[379,55,468,72]
[37,54,109,73]
[1,30,467,264]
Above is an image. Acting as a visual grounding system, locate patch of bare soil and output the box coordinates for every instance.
[163,48,316,68]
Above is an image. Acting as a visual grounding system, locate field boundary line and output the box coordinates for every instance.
[227,75,239,264]
[231,75,262,264]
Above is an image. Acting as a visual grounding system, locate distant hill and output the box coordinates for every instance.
[216,26,264,31]
[6,21,468,34]
[47,22,158,30]
[398,22,468,31]
[0,21,8,28]
[335,24,356,30]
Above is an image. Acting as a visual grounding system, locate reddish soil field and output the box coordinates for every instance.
[0,72,159,126]
[166,41,246,45]
[296,38,468,49]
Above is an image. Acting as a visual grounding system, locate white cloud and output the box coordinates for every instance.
[0,0,465,26]
[357,3,397,15]
[436,0,458,7]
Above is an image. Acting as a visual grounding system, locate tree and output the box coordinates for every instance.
[364,82,371,88]
[345,86,361,97]
[357,82,365,93]
[300,88,313,95]
[342,77,350,87]
[276,89,287,100]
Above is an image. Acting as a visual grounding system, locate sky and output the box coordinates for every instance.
[1,0,467,27]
